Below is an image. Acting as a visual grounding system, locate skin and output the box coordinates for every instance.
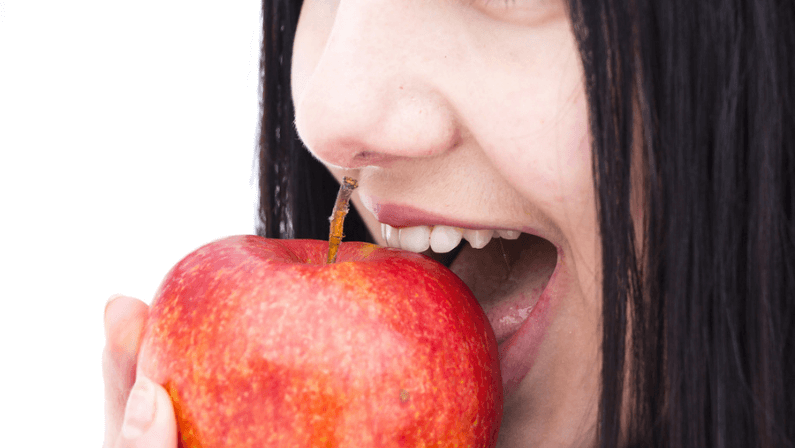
[292,0,601,446]
[103,296,177,448]
[103,1,603,446]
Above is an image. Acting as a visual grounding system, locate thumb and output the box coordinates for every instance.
[115,375,178,448]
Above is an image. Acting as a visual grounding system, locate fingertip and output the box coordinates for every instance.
[124,379,178,448]
[104,294,131,320]
[152,382,178,446]
[113,377,178,448]
[103,294,152,438]
[121,376,157,440]
[104,295,149,351]
[105,294,148,323]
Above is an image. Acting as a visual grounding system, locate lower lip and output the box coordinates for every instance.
[495,264,562,398]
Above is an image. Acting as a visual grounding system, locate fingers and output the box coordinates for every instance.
[103,295,150,446]
[113,375,178,448]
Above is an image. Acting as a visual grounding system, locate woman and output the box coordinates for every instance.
[103,0,795,446]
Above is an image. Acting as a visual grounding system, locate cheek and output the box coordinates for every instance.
[562,106,602,307]
[554,100,598,256]
[566,97,592,172]
[561,98,594,207]
[483,91,592,216]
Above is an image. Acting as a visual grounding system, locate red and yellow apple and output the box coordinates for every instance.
[138,235,502,447]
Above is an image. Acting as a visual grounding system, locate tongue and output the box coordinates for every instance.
[448,234,557,344]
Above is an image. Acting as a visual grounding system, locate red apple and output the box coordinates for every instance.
[138,235,502,448]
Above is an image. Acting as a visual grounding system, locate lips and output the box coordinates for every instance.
[366,200,560,398]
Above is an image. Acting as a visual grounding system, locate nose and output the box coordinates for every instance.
[292,1,460,169]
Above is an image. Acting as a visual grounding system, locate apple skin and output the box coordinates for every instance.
[138,235,502,448]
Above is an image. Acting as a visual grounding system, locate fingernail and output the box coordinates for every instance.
[104,294,126,339]
[105,294,127,317]
[121,376,157,439]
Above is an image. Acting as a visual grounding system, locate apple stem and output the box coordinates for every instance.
[327,177,358,264]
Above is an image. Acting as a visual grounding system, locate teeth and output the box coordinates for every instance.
[462,229,494,249]
[497,230,521,240]
[399,226,431,253]
[381,223,401,247]
[382,224,521,254]
[430,226,464,253]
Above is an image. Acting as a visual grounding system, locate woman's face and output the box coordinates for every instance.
[291,0,600,445]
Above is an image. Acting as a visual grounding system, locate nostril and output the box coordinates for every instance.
[353,151,379,163]
[350,151,401,167]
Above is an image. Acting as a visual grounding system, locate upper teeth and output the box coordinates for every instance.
[381,224,521,254]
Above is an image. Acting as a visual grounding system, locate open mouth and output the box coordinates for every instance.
[367,183,564,394]
[380,225,557,337]
[443,233,557,346]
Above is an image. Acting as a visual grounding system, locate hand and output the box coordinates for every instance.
[103,295,177,448]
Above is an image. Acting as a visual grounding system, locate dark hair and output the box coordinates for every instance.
[258,0,795,446]
[570,0,795,446]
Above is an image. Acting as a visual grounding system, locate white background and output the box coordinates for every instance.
[0,1,263,445]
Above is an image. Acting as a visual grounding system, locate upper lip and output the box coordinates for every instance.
[364,200,507,229]
[362,197,557,246]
